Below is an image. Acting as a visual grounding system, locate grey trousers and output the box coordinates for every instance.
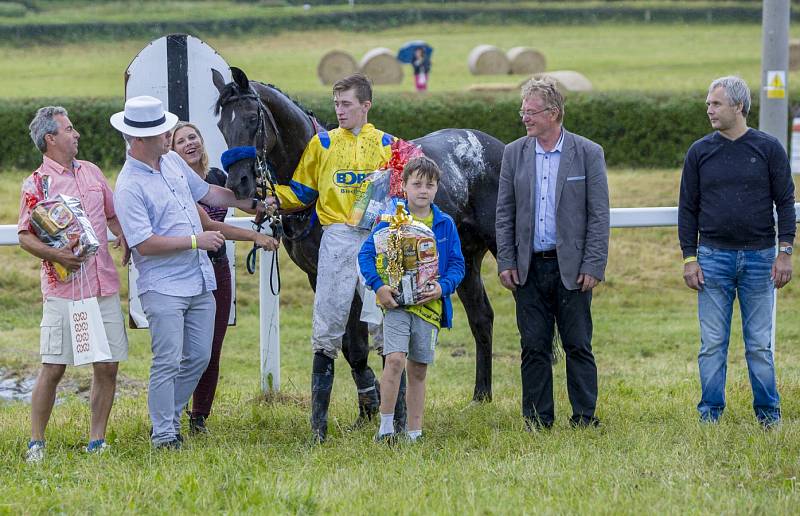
[141,291,215,444]
[313,224,381,359]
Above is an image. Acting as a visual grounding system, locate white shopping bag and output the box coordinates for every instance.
[360,288,383,325]
[69,266,111,366]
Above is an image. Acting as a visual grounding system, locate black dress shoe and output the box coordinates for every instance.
[150,427,184,442]
[189,414,209,435]
[524,418,553,433]
[569,415,601,428]
[154,439,182,450]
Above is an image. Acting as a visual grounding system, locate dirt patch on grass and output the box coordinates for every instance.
[0,366,145,404]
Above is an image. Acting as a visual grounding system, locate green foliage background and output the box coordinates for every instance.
[0,92,790,171]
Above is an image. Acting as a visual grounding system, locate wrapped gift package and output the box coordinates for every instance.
[373,203,439,306]
[29,194,100,282]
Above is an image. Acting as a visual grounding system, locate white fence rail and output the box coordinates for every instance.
[3,206,800,391]
[2,216,280,393]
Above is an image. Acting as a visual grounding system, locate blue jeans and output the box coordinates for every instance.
[696,245,780,424]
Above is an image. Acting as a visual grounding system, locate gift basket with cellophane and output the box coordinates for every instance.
[29,192,100,282]
[373,201,438,306]
[347,138,424,230]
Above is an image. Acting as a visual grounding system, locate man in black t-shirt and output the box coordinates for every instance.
[678,76,795,428]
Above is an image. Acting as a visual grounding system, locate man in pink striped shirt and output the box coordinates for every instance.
[18,106,129,463]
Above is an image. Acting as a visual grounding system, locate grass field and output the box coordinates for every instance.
[1,168,800,513]
[1,22,799,99]
[0,1,764,26]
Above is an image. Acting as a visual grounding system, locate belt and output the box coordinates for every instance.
[532,249,557,259]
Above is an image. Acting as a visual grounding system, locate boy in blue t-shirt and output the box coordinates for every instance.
[359,156,465,442]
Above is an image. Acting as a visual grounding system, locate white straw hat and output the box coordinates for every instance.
[110,96,178,137]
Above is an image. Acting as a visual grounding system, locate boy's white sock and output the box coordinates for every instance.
[379,413,395,435]
[407,430,422,441]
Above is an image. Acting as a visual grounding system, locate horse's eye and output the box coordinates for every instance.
[249,116,258,126]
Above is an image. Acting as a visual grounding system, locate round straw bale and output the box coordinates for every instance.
[507,47,546,75]
[317,50,358,85]
[467,83,518,93]
[790,39,800,71]
[359,47,403,85]
[521,71,593,94]
[467,45,510,75]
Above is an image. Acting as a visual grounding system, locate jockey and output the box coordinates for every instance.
[266,73,399,443]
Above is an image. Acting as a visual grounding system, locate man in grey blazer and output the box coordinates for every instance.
[496,78,609,430]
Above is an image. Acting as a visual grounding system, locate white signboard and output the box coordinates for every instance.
[124,34,236,328]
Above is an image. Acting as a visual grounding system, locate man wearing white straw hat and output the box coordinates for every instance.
[111,96,256,449]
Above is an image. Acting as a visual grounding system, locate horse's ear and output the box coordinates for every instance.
[231,67,249,90]
[212,68,227,94]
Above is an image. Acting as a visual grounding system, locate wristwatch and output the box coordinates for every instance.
[779,245,793,255]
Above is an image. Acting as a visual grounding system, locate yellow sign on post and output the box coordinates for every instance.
[766,70,786,99]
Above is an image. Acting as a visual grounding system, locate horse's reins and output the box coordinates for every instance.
[220,85,324,294]
[249,86,322,244]
[219,87,283,294]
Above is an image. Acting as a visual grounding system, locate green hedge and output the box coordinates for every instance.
[1,92,794,173]
[1,4,794,45]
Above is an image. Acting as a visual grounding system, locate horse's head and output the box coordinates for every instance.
[213,67,279,199]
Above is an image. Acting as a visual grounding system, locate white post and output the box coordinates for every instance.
[259,248,280,393]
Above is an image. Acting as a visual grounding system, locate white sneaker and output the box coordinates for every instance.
[26,441,45,464]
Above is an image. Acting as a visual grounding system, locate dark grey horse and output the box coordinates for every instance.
[211,67,501,413]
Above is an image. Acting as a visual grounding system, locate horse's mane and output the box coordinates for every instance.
[214,80,326,127]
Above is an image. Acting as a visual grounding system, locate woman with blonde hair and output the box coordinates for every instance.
[172,121,278,433]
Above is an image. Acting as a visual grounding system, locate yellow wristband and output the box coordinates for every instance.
[683,256,697,264]
[191,235,197,250]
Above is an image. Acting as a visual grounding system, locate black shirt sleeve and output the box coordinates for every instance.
[678,144,700,258]
[769,143,796,245]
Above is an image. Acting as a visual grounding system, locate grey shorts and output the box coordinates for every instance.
[382,309,438,364]
[40,294,128,365]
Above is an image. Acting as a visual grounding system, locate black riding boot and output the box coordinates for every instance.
[394,369,408,434]
[311,352,334,443]
[350,366,380,429]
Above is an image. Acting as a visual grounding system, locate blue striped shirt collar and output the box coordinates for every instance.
[534,129,564,155]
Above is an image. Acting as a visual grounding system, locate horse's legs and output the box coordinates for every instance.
[341,297,381,427]
[457,248,494,401]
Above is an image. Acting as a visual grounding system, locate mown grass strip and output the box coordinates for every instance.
[0,1,783,44]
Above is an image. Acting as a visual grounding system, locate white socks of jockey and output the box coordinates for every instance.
[379,413,394,436]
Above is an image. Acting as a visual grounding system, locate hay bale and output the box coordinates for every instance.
[467,83,518,93]
[317,50,358,85]
[467,45,510,76]
[523,71,593,94]
[507,47,546,75]
[359,47,403,85]
[791,39,800,71]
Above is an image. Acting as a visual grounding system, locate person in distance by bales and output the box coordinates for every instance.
[112,96,260,450]
[679,76,794,429]
[19,106,130,463]
[171,121,278,435]
[496,77,610,432]
[359,156,465,443]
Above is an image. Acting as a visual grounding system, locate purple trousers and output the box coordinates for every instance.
[191,259,232,417]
